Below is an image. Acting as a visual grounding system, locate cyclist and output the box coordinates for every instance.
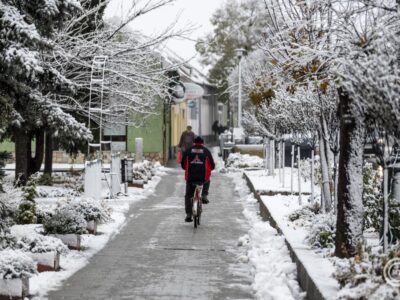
[181,136,215,222]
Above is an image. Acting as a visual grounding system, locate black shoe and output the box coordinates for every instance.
[185,215,193,222]
[202,196,209,204]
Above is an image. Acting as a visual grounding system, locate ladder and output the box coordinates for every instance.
[88,55,109,158]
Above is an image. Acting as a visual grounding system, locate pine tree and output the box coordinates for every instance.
[0,1,92,184]
[17,174,39,224]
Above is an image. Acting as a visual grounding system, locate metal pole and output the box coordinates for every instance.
[298,145,302,205]
[311,149,315,203]
[291,144,294,195]
[282,140,286,188]
[124,158,128,194]
[238,57,242,128]
[263,137,268,173]
[278,140,282,183]
[383,164,389,252]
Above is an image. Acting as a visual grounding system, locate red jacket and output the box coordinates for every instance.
[181,143,215,182]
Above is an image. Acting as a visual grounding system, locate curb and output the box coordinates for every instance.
[243,172,329,300]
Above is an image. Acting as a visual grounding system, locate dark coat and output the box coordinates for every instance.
[181,143,215,183]
[178,130,195,152]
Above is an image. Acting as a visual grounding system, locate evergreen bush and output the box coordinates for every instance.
[42,205,87,235]
[17,175,39,224]
[0,250,37,279]
[68,198,111,223]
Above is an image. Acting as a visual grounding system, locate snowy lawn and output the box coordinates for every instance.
[245,168,318,195]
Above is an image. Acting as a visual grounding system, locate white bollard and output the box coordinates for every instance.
[110,154,121,198]
[135,138,143,163]
[84,159,102,200]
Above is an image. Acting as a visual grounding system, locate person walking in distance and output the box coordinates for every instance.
[178,125,195,153]
[181,136,215,222]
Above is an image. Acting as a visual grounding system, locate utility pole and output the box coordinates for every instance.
[235,48,245,128]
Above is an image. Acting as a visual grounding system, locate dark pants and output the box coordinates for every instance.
[185,181,210,215]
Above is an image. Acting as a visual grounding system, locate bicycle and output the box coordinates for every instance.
[192,184,203,228]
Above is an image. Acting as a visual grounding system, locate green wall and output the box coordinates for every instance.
[0,139,36,152]
[127,112,163,153]
[0,140,15,152]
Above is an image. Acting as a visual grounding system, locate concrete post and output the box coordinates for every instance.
[135,138,143,163]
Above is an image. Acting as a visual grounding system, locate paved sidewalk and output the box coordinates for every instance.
[48,168,253,300]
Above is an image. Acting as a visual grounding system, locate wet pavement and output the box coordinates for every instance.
[48,168,254,300]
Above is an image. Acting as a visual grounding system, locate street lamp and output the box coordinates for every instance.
[235,48,246,128]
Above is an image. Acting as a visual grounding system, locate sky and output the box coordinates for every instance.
[105,0,225,72]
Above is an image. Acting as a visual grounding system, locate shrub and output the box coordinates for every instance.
[68,198,111,223]
[0,195,14,233]
[0,231,17,250]
[17,174,39,224]
[305,213,336,249]
[225,153,264,169]
[333,243,400,299]
[43,205,87,235]
[0,249,37,279]
[38,174,53,186]
[35,207,53,225]
[363,163,382,231]
[16,234,68,254]
[288,202,320,223]
[299,155,322,185]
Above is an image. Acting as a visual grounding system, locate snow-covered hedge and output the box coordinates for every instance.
[36,186,80,198]
[225,153,264,169]
[299,156,322,185]
[0,250,37,279]
[16,234,68,254]
[0,195,14,233]
[68,198,111,223]
[288,203,320,224]
[132,160,155,181]
[43,205,87,235]
[36,207,53,225]
[305,213,336,250]
[288,203,336,250]
[0,231,17,250]
[333,245,400,299]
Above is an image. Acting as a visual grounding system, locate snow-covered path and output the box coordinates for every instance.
[48,167,254,299]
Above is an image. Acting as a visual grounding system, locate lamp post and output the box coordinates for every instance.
[235,48,245,128]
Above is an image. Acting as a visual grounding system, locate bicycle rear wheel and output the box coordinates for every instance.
[197,202,201,226]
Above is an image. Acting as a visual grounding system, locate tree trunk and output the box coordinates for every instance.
[28,129,44,176]
[335,90,366,258]
[268,138,274,175]
[319,130,332,212]
[14,128,29,185]
[322,114,334,190]
[44,130,53,176]
[333,149,340,214]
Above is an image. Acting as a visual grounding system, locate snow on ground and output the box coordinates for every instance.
[8,167,169,300]
[229,173,304,300]
[211,147,304,299]
[260,194,340,299]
